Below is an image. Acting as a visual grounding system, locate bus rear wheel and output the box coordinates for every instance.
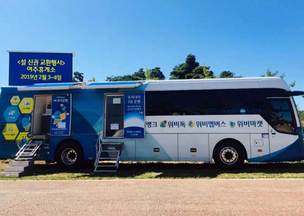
[213,141,245,168]
[56,141,83,169]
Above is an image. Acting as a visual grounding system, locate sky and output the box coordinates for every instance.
[0,0,304,106]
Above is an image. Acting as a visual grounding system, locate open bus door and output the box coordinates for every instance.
[103,92,145,139]
[104,94,124,138]
[32,94,72,137]
[32,95,52,137]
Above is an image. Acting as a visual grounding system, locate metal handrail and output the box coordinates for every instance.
[15,140,43,160]
[94,133,103,167]
[15,140,33,158]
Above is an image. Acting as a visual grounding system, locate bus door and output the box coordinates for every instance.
[104,94,124,138]
[32,94,72,137]
[32,95,52,135]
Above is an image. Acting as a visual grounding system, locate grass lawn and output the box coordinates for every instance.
[2,160,304,180]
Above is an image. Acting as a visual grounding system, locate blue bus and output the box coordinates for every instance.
[0,77,303,170]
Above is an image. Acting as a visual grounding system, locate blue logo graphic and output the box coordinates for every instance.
[21,116,31,131]
[3,106,20,122]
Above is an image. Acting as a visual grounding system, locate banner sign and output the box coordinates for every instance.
[50,94,72,136]
[145,115,268,134]
[9,52,73,85]
[124,92,145,138]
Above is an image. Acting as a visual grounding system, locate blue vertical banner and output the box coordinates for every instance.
[50,94,72,136]
[124,92,145,138]
[9,52,73,86]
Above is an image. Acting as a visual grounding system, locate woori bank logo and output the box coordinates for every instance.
[160,120,167,128]
[229,121,236,128]
[188,120,195,128]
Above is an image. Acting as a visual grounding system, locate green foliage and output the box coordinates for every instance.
[132,68,146,80]
[3,160,304,179]
[262,69,280,78]
[106,75,134,81]
[73,71,84,82]
[145,67,165,80]
[298,110,304,127]
[289,81,296,88]
[169,54,241,79]
[219,71,235,78]
[262,69,296,88]
[106,67,165,81]
[106,54,237,81]
[189,66,214,79]
[170,54,244,79]
[104,54,297,86]
[88,77,96,82]
[170,54,200,79]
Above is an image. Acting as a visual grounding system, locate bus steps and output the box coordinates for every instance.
[94,140,123,173]
[15,140,43,160]
[0,140,43,177]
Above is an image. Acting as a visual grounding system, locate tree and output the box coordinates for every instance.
[219,71,234,78]
[88,77,96,82]
[73,71,84,82]
[289,81,296,88]
[106,67,166,81]
[170,54,215,79]
[106,75,133,81]
[262,69,295,88]
[262,69,280,77]
[170,54,199,79]
[298,110,304,127]
[148,67,165,80]
[185,66,214,79]
[132,68,146,80]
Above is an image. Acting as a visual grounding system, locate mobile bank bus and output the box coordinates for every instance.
[0,77,303,171]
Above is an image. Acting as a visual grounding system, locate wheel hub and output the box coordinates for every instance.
[220,147,238,165]
[61,148,78,166]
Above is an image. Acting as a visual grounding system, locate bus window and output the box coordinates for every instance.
[145,90,264,116]
[266,98,296,134]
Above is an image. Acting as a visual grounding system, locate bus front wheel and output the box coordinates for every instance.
[56,141,83,169]
[213,141,246,168]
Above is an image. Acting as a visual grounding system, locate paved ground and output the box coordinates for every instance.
[0,179,304,216]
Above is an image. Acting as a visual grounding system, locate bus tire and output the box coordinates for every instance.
[213,140,246,168]
[56,141,83,169]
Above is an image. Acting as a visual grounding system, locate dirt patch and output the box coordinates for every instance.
[0,160,10,172]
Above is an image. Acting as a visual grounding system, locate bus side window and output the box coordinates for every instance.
[265,98,296,134]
